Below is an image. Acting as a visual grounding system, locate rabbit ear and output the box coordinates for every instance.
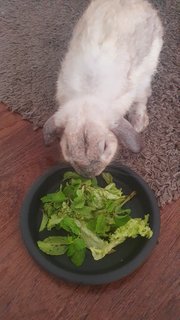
[111,118,142,153]
[43,113,64,146]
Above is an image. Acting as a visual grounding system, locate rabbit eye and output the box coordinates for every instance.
[65,141,70,153]
[104,142,107,151]
[83,131,88,145]
[68,144,71,152]
[99,140,107,153]
[83,131,89,154]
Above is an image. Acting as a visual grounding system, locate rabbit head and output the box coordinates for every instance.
[43,112,117,177]
[43,103,142,177]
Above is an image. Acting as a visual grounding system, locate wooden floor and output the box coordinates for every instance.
[0,103,179,320]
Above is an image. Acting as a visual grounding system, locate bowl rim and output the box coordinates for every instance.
[20,164,160,285]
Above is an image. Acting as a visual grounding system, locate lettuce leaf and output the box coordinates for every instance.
[37,236,73,255]
[75,219,106,249]
[90,215,153,260]
[39,211,48,232]
[67,238,86,266]
[38,236,86,266]
[41,191,66,203]
[37,171,153,266]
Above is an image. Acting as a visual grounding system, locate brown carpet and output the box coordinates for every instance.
[0,0,179,206]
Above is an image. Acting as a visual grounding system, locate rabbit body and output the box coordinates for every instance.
[44,0,163,177]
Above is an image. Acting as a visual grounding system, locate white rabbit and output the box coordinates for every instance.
[44,0,163,177]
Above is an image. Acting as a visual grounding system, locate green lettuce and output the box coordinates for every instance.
[37,171,153,266]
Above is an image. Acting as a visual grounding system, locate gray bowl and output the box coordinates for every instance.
[20,165,160,285]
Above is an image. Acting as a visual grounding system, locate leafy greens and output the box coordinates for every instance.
[37,172,153,266]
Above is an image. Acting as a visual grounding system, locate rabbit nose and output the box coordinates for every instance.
[74,160,87,170]
[73,160,100,178]
[75,166,93,178]
[90,160,100,166]
[82,172,94,178]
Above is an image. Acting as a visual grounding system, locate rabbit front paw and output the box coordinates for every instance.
[129,109,149,133]
[133,112,149,133]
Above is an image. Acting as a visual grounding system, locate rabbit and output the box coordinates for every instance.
[43,0,163,177]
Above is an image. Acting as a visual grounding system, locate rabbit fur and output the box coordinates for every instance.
[43,0,163,177]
